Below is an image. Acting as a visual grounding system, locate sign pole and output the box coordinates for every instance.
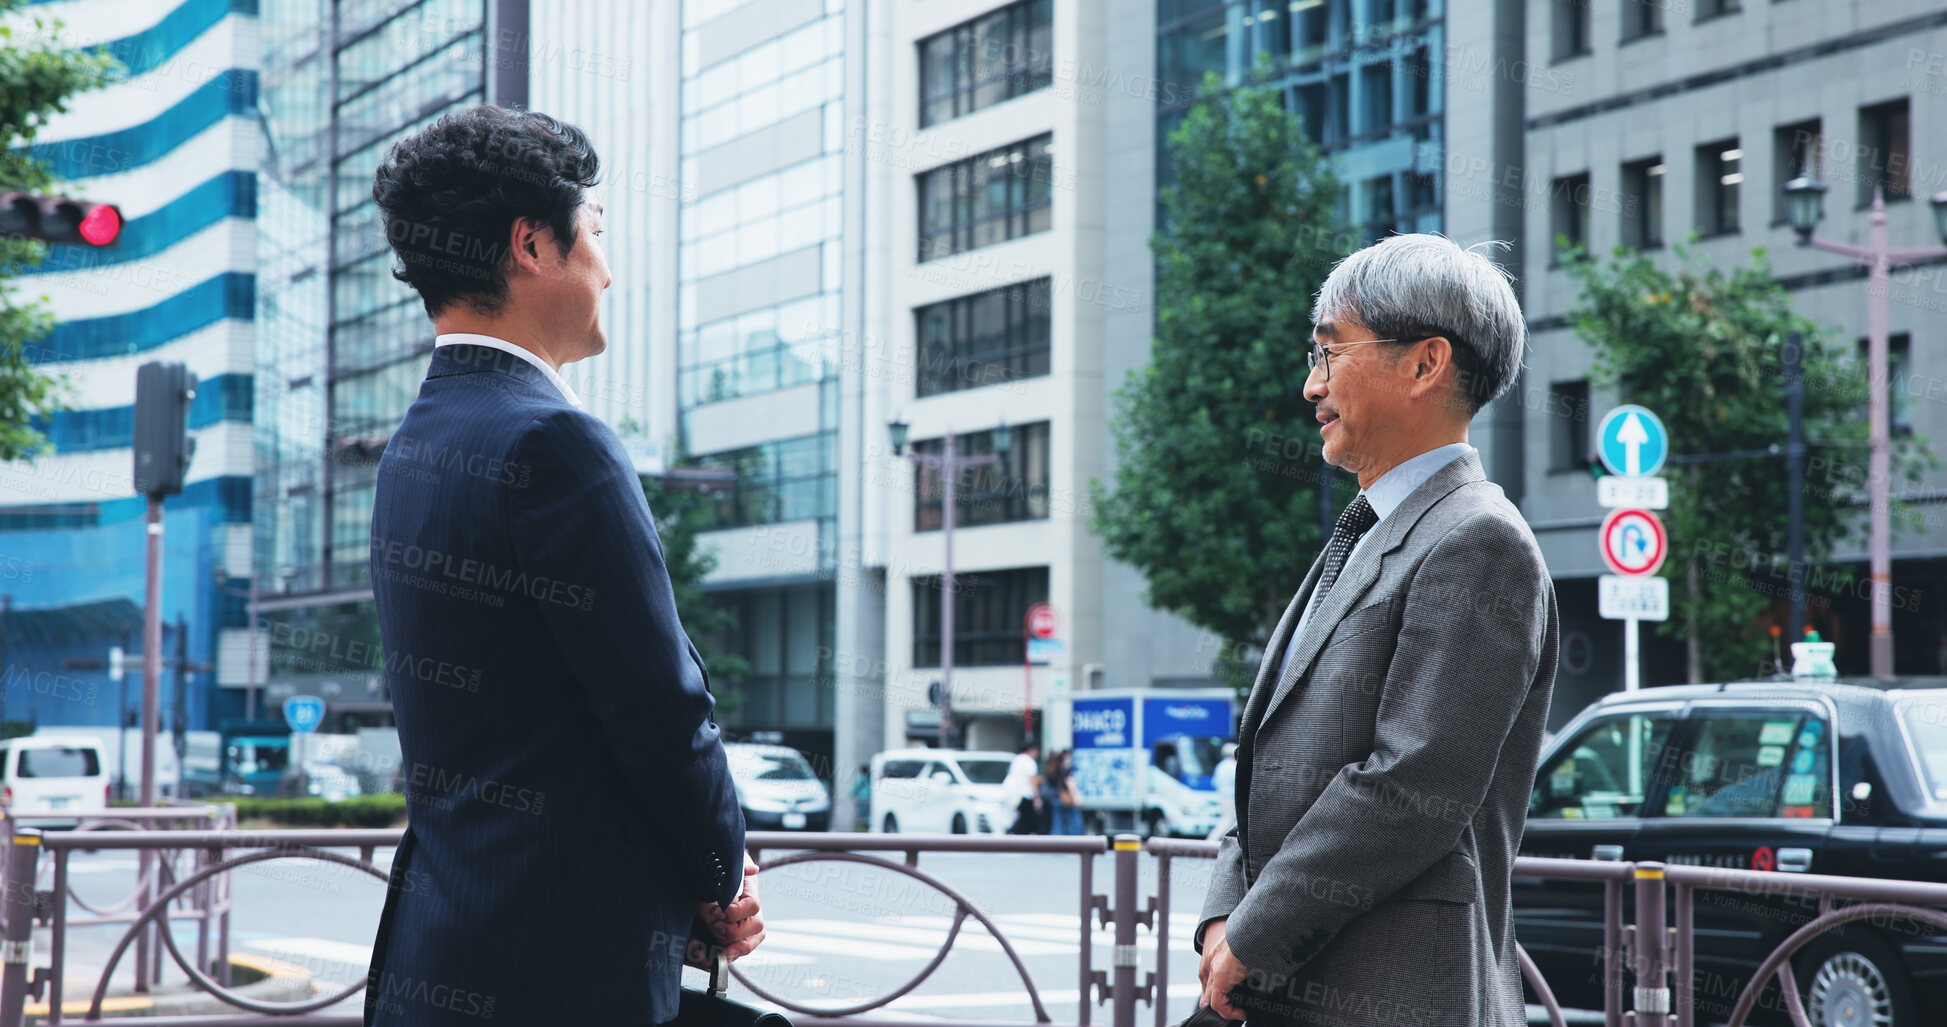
[1624,617,1639,693]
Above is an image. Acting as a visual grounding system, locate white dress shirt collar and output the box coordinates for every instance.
[1357,442,1475,524]
[434,332,582,408]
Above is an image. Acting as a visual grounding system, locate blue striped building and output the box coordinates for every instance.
[0,0,259,733]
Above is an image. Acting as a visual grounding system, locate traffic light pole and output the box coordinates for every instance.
[140,496,162,808]
[135,495,161,992]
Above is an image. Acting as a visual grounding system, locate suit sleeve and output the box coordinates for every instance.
[1221,511,1549,982]
[509,407,745,911]
[1193,825,1248,955]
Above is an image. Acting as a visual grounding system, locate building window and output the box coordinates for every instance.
[913,421,1051,531]
[711,585,834,730]
[1621,157,1664,249]
[1858,334,1914,436]
[1858,99,1911,205]
[1551,172,1591,261]
[912,565,1049,667]
[1696,0,1740,20]
[918,0,1053,128]
[916,278,1051,397]
[1621,0,1661,40]
[1359,62,1391,136]
[1695,139,1741,236]
[918,134,1054,262]
[1364,173,1396,242]
[690,433,836,529]
[1553,0,1591,59]
[1549,380,1591,471]
[1773,119,1821,223]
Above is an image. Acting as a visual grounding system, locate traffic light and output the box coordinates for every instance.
[0,192,121,245]
[134,362,196,497]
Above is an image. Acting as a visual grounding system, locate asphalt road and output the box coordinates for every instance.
[35,841,1213,1024]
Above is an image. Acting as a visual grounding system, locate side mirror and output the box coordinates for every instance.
[931,771,954,784]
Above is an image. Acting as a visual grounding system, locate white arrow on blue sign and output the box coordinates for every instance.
[283,695,326,734]
[1597,404,1669,478]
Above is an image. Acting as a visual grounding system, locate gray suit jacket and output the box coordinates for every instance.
[1194,450,1558,1027]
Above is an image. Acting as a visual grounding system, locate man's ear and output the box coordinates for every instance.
[507,216,539,275]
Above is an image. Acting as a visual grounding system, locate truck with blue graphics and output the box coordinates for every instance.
[1051,688,1236,837]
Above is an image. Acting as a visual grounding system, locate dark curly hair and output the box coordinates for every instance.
[371,105,601,317]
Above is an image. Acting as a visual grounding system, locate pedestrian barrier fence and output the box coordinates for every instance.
[0,825,1942,1026]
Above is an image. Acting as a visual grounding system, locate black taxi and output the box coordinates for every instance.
[1515,678,1947,1027]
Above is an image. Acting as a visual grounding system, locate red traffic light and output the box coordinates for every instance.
[79,204,120,245]
[0,192,122,246]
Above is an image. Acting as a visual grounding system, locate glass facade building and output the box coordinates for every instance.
[675,0,851,757]
[1156,0,1443,241]
[254,0,521,707]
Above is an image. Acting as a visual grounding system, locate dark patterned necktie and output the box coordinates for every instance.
[1312,494,1379,608]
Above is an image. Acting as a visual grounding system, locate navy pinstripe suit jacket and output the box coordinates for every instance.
[364,343,744,1026]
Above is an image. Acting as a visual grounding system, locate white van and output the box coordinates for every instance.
[1,736,111,818]
[869,748,1018,834]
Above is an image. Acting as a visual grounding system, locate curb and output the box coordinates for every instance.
[24,952,318,1022]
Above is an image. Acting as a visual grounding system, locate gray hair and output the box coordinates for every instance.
[1311,234,1526,416]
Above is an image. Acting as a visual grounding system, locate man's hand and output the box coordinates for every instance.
[686,853,765,967]
[1196,918,1248,1021]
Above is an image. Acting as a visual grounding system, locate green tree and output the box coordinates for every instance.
[1565,240,1933,682]
[1089,68,1350,694]
[642,474,752,714]
[0,4,117,459]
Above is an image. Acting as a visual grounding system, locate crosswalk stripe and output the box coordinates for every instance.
[755,932,946,962]
[771,919,1077,957]
[881,914,1198,950]
[742,983,1203,1015]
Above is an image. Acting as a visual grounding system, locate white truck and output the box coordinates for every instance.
[1045,687,1236,837]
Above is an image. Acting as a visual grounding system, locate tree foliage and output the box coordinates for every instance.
[1565,240,1934,682]
[0,3,117,461]
[642,475,752,714]
[1090,68,1350,692]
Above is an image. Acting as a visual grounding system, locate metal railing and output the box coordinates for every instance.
[0,825,1942,1027]
[1148,837,1947,1027]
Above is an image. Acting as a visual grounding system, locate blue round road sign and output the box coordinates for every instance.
[283,695,326,734]
[1597,405,1669,477]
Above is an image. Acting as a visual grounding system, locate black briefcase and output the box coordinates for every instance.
[1170,1001,1242,1027]
[676,951,792,1027]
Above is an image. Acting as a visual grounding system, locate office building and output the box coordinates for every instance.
[0,0,259,733]
[253,0,527,717]
[1512,0,1947,716]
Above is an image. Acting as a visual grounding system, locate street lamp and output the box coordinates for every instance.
[1782,170,1947,678]
[891,416,1011,748]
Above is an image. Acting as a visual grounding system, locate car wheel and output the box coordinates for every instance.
[1141,809,1165,839]
[951,813,967,834]
[882,813,898,834]
[1799,931,1914,1027]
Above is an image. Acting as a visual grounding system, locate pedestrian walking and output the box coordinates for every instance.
[1002,740,1042,834]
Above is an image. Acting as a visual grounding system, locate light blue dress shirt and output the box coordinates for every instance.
[1274,442,1475,683]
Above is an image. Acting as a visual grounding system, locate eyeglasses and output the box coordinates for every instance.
[1306,337,1428,380]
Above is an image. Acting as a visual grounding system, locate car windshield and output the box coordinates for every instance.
[1155,735,1227,783]
[17,747,99,778]
[1899,699,1947,801]
[956,759,1012,785]
[229,740,290,775]
[753,754,814,781]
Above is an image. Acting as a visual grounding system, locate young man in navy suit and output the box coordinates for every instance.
[363,105,762,1026]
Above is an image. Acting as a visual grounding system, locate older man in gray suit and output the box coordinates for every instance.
[1195,234,1559,1027]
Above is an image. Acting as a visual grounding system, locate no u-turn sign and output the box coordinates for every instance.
[1599,508,1667,577]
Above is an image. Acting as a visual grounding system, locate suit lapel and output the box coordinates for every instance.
[1240,556,1326,739]
[1253,451,1487,732]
